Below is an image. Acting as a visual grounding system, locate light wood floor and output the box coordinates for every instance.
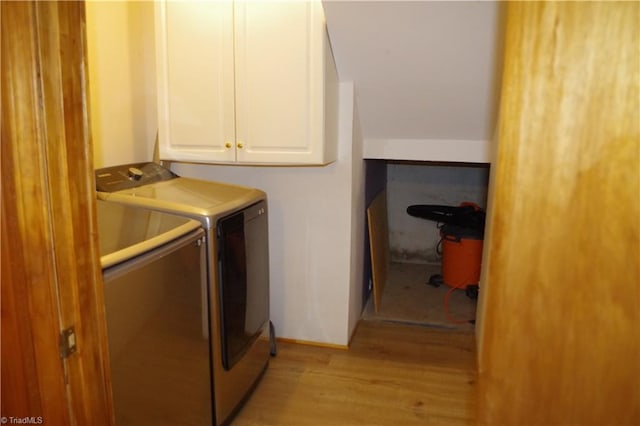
[232,320,477,425]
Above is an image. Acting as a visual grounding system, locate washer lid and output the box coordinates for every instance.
[98,178,265,224]
[97,200,201,269]
[95,162,265,221]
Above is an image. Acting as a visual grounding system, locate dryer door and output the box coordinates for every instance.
[217,200,269,371]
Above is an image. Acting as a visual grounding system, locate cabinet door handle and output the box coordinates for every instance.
[225,142,232,149]
[237,142,244,149]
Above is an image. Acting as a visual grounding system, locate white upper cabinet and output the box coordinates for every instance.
[155,0,338,165]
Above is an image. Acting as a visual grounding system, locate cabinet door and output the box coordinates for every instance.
[234,1,336,164]
[156,0,236,162]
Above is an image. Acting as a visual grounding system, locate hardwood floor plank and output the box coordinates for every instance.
[232,320,476,425]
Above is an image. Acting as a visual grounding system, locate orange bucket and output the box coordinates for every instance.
[440,225,483,289]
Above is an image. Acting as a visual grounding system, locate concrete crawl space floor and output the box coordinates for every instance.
[363,262,477,331]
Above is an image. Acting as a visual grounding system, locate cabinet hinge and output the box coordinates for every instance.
[60,326,77,358]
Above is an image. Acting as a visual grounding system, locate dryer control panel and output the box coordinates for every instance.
[95,162,177,192]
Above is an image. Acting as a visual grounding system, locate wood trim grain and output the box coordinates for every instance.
[1,3,70,422]
[367,190,389,314]
[477,2,640,424]
[1,2,114,424]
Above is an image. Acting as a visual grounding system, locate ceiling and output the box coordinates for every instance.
[322,1,505,142]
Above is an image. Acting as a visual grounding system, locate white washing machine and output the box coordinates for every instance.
[96,163,274,426]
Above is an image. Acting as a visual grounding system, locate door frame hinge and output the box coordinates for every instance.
[60,326,77,359]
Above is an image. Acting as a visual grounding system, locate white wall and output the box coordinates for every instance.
[323,1,503,143]
[86,0,157,168]
[347,96,366,340]
[172,83,363,346]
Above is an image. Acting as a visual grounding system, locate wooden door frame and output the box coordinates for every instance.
[476,2,639,424]
[2,2,114,424]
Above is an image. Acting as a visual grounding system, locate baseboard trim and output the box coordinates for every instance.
[276,337,348,351]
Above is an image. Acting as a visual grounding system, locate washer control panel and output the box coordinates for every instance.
[95,162,177,192]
